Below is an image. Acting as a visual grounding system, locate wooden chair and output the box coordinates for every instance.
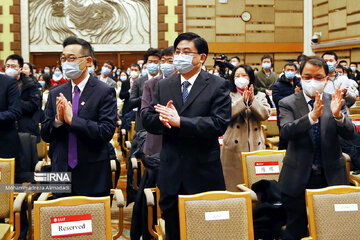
[33,189,125,240]
[0,158,27,240]
[237,150,286,201]
[131,157,144,191]
[178,191,254,240]
[262,108,279,149]
[302,185,360,240]
[144,187,165,239]
[349,106,360,115]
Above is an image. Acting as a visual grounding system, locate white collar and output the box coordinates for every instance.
[180,69,201,86]
[71,74,90,94]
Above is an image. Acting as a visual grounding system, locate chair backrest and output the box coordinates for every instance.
[306,186,360,240]
[349,106,360,115]
[178,191,254,240]
[34,196,112,240]
[262,108,278,136]
[0,158,14,224]
[242,150,286,188]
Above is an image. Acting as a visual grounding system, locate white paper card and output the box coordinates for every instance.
[334,204,358,212]
[205,211,230,221]
[51,214,92,238]
[255,162,280,175]
[268,115,277,121]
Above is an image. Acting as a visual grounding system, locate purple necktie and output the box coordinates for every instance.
[68,85,80,169]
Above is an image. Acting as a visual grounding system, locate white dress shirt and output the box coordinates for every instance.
[180,70,201,94]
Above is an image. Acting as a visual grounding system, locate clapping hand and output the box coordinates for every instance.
[243,84,254,104]
[155,100,180,129]
[58,93,73,125]
[331,85,344,119]
[310,91,324,122]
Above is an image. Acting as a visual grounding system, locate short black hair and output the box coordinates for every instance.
[41,74,52,90]
[336,64,344,71]
[104,60,115,71]
[161,46,175,58]
[229,64,257,94]
[350,62,358,67]
[23,62,34,74]
[130,64,141,71]
[339,60,348,65]
[45,65,51,69]
[6,54,24,67]
[231,56,240,62]
[321,51,338,61]
[297,54,309,64]
[55,65,62,72]
[93,58,98,68]
[144,48,161,63]
[261,55,273,63]
[63,36,94,58]
[300,56,329,76]
[174,32,209,56]
[284,62,297,70]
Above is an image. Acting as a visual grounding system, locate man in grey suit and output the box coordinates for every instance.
[98,60,117,88]
[278,56,356,240]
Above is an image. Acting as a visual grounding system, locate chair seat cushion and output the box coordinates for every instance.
[0,224,11,240]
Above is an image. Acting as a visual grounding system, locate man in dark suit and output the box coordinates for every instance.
[0,74,22,158]
[129,48,161,132]
[142,32,231,240]
[41,36,117,196]
[120,63,141,116]
[278,56,356,240]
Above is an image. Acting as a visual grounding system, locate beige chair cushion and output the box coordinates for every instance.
[245,154,284,187]
[184,198,249,240]
[0,224,11,240]
[39,203,106,240]
[313,192,360,240]
[0,162,11,218]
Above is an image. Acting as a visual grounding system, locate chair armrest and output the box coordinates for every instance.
[125,141,131,149]
[121,129,126,135]
[13,193,27,212]
[113,189,125,208]
[131,158,138,169]
[110,160,117,172]
[35,160,45,173]
[38,192,51,201]
[237,184,258,202]
[144,188,155,206]
[117,120,122,126]
[301,237,313,240]
[343,152,351,162]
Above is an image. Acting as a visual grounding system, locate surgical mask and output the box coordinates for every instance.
[296,64,300,70]
[54,71,62,78]
[130,71,139,79]
[147,63,159,75]
[262,63,271,70]
[88,67,94,74]
[235,77,249,89]
[173,54,195,74]
[231,62,237,67]
[5,68,19,78]
[351,67,357,72]
[62,60,85,80]
[116,71,121,76]
[160,63,175,77]
[44,69,50,74]
[127,71,131,76]
[141,69,148,77]
[327,61,336,72]
[213,72,220,76]
[120,75,127,81]
[39,81,45,88]
[101,66,111,76]
[301,79,327,98]
[285,71,295,80]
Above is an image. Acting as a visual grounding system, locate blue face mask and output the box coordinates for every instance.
[53,71,62,78]
[101,66,111,76]
[262,63,271,70]
[173,54,195,74]
[285,71,295,80]
[116,71,121,76]
[39,81,45,88]
[88,67,94,74]
[296,64,300,70]
[351,67,357,72]
[141,69,148,77]
[120,75,127,81]
[44,69,50,74]
[62,60,85,79]
[327,61,336,72]
[147,63,159,75]
[160,63,175,77]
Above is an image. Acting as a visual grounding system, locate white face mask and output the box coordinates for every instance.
[173,54,196,74]
[301,79,327,98]
[5,68,19,78]
[235,77,249,89]
[130,71,139,79]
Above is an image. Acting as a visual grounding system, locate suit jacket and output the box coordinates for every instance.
[98,75,117,88]
[140,74,164,155]
[129,75,148,131]
[278,92,356,197]
[41,75,117,195]
[0,74,22,158]
[119,79,131,115]
[142,70,231,210]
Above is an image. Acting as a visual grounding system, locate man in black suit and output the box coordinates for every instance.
[120,63,141,116]
[142,32,231,240]
[0,74,22,158]
[278,56,356,240]
[129,48,161,132]
[41,36,117,196]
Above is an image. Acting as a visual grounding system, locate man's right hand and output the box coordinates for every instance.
[56,96,64,122]
[310,91,324,122]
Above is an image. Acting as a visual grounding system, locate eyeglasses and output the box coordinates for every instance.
[174,50,198,56]
[301,75,326,81]
[60,55,88,63]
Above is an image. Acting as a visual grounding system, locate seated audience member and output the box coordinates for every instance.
[39,74,52,110]
[272,62,301,149]
[99,60,117,88]
[50,65,67,87]
[221,64,271,191]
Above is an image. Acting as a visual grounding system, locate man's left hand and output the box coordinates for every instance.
[155,100,180,128]
[331,85,344,118]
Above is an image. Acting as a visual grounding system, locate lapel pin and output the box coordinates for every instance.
[81,101,85,106]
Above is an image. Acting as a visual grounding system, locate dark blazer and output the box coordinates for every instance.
[0,74,22,158]
[142,70,231,210]
[140,74,164,155]
[129,75,148,131]
[278,92,356,197]
[119,79,131,115]
[41,75,117,195]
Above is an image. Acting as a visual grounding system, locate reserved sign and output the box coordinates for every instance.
[205,211,230,221]
[255,162,280,175]
[268,115,277,121]
[51,214,92,238]
[334,204,358,212]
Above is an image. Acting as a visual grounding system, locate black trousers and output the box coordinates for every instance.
[282,172,327,240]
